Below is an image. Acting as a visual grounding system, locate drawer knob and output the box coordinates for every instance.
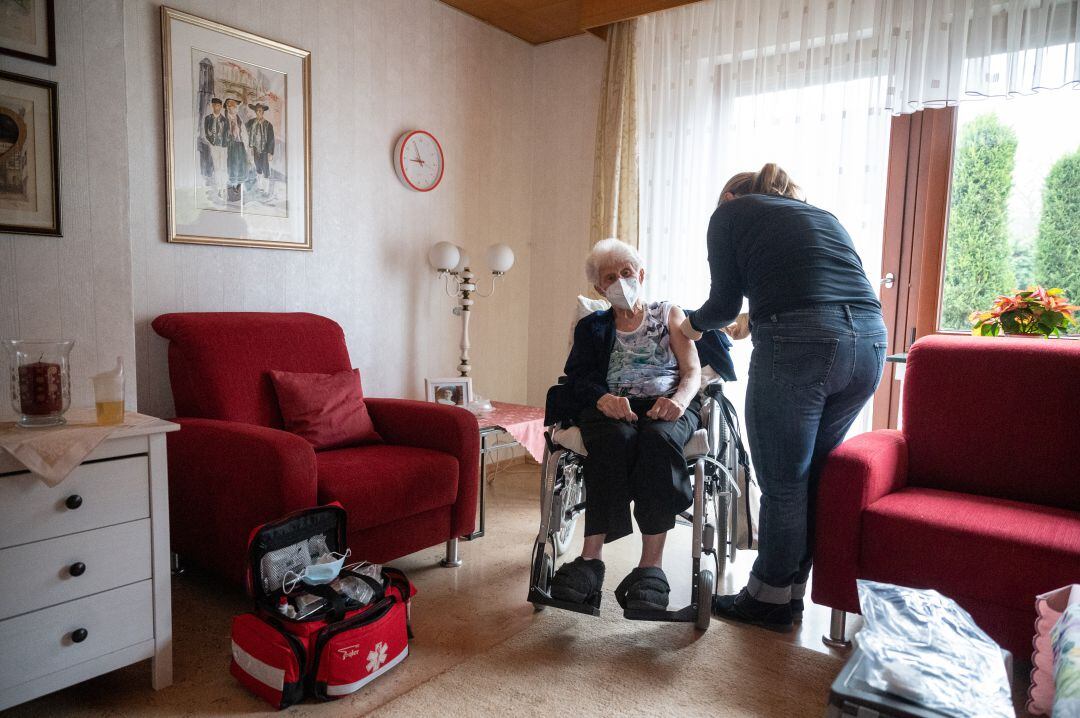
[65,495,83,510]
[69,562,86,577]
[71,628,88,643]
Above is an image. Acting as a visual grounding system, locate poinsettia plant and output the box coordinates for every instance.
[969,286,1078,337]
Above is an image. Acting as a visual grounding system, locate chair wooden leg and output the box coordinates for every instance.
[440,538,462,567]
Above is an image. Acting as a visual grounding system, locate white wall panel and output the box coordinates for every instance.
[0,0,135,418]
[526,36,606,406]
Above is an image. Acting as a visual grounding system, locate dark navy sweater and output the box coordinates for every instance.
[688,194,880,331]
[545,308,736,426]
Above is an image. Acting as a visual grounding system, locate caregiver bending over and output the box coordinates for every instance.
[678,163,887,632]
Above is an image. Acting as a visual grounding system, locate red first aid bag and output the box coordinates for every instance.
[229,504,416,709]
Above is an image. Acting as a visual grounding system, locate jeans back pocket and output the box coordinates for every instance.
[771,336,840,390]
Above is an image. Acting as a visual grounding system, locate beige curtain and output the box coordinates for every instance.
[589,20,639,251]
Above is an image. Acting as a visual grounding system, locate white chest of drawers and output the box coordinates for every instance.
[0,416,178,710]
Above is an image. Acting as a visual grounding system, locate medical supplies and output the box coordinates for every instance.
[231,504,415,709]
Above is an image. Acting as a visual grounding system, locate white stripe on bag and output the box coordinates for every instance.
[325,646,409,696]
[232,640,286,691]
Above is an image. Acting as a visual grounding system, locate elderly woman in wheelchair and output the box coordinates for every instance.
[542,238,706,613]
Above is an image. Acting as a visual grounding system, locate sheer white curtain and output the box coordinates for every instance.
[637,0,1080,435]
[638,0,894,435]
[886,0,1080,111]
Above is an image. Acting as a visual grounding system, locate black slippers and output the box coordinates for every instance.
[550,557,606,605]
[614,567,671,611]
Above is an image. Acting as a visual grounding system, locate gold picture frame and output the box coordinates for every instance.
[160,7,311,250]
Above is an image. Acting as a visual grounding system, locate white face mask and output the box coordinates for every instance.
[605,277,640,311]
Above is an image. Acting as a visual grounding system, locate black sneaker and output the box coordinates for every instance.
[712,588,794,632]
[791,598,804,622]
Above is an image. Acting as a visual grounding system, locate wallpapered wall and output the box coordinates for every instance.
[0,0,136,416]
[526,37,606,406]
[0,0,603,419]
[125,0,604,417]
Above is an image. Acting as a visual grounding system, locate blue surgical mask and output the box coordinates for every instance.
[282,549,350,594]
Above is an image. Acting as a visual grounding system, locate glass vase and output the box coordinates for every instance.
[4,340,74,428]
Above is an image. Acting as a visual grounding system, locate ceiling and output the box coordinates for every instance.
[438,0,702,45]
[438,0,588,45]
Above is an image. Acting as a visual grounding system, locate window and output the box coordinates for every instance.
[938,87,1080,334]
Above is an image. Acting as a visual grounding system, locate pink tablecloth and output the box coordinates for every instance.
[478,401,546,463]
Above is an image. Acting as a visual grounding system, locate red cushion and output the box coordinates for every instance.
[269,369,382,450]
[151,313,352,427]
[903,335,1080,510]
[316,445,459,531]
[861,487,1080,613]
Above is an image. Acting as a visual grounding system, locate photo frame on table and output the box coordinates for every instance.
[0,70,60,236]
[425,377,472,408]
[160,7,311,250]
[0,0,56,65]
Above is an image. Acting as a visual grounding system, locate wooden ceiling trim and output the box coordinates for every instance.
[579,0,705,30]
[437,0,705,45]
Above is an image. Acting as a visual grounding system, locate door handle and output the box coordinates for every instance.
[880,272,895,289]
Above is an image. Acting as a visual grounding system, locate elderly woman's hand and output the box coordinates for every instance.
[597,393,638,422]
[646,397,686,422]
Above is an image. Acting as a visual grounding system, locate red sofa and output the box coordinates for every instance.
[152,312,479,586]
[813,335,1080,657]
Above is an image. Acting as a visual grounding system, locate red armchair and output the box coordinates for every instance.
[152,312,479,586]
[813,335,1080,656]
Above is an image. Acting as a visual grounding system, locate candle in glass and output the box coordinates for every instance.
[18,361,63,415]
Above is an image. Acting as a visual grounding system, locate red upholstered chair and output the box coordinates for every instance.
[152,312,479,586]
[813,335,1080,656]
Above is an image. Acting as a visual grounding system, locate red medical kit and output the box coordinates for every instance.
[229,504,415,709]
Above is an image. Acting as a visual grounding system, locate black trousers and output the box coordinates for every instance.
[577,395,702,543]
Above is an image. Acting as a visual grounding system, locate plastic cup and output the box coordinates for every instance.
[92,358,125,426]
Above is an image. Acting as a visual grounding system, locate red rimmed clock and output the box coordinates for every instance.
[394,130,444,192]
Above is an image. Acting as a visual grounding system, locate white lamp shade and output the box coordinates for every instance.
[486,243,515,273]
[428,242,460,271]
[453,249,471,273]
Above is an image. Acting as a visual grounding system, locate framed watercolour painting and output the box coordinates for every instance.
[0,70,60,236]
[161,7,311,250]
[425,378,472,408]
[0,0,56,65]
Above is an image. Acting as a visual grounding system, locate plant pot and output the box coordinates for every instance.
[1003,332,1044,338]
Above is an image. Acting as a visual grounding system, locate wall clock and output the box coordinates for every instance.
[394,130,444,192]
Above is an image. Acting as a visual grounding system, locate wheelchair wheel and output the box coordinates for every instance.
[553,475,582,557]
[696,568,714,630]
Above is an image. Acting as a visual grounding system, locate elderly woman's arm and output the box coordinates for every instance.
[647,305,702,422]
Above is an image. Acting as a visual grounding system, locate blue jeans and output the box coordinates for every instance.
[744,304,887,604]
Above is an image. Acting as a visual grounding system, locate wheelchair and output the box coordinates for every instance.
[528,380,747,630]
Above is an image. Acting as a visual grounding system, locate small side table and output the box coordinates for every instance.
[464,401,546,541]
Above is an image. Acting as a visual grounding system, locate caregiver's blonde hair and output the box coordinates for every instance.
[719,163,803,204]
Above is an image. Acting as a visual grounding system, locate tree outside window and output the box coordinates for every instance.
[939,89,1080,335]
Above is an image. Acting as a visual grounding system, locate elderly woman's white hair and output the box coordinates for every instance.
[585,238,642,286]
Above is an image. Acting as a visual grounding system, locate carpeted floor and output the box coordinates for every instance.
[2,463,1034,717]
[379,599,842,717]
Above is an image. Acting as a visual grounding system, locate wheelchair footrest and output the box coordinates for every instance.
[528,588,601,617]
[623,604,697,622]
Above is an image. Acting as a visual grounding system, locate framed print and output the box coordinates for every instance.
[425,377,472,408]
[161,7,311,250]
[0,0,56,65]
[0,71,60,236]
